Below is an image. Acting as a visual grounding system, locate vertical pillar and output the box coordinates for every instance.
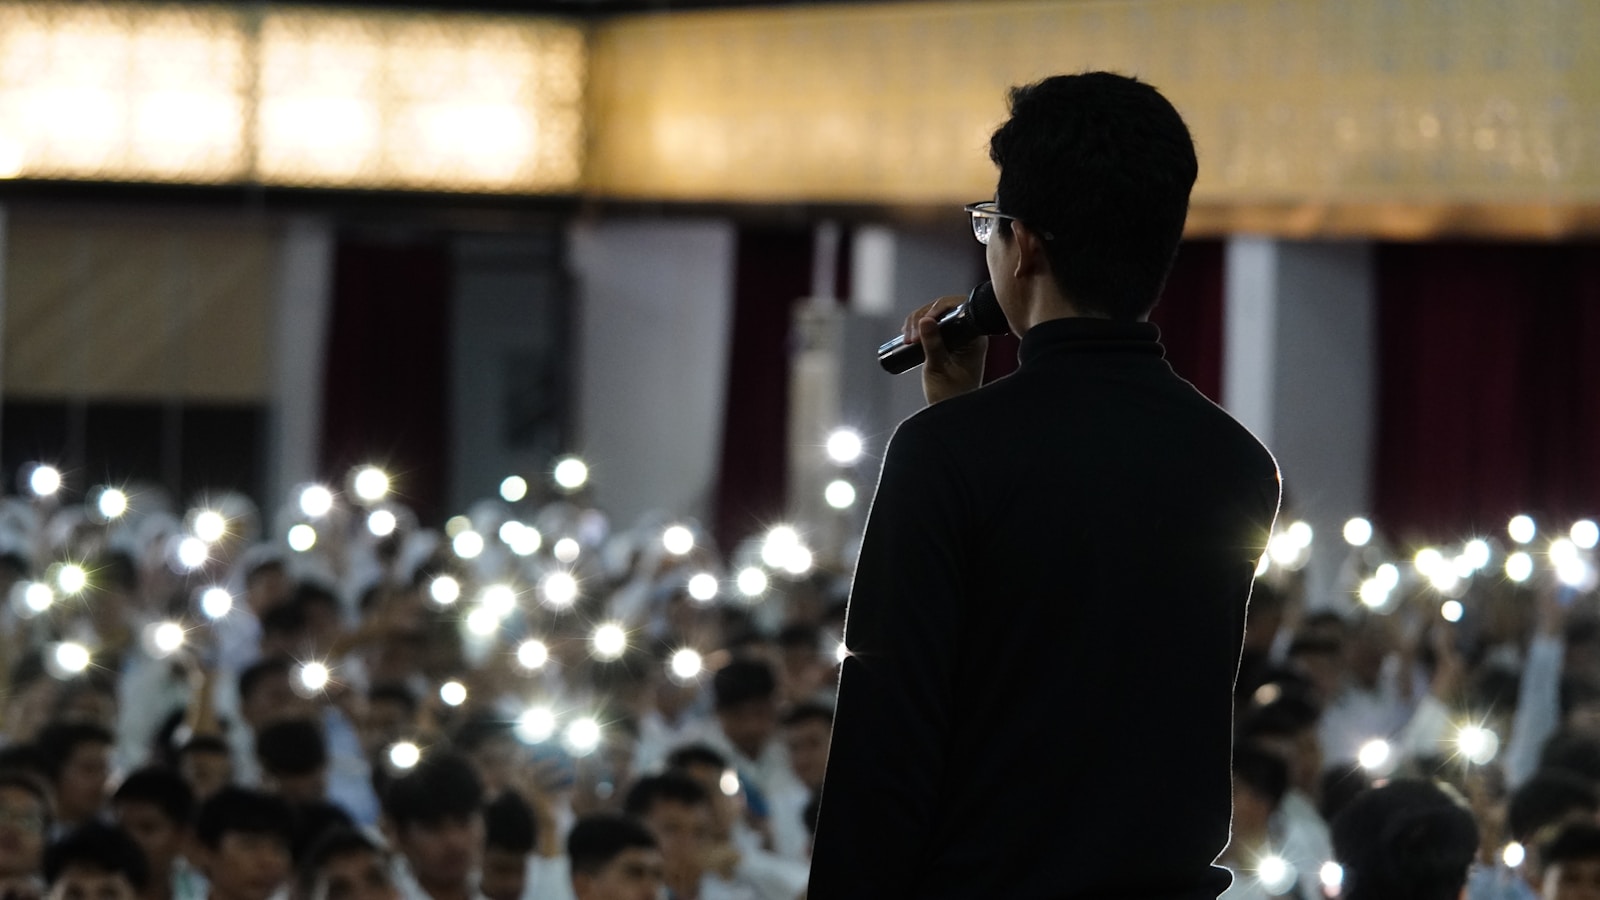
[269,217,335,505]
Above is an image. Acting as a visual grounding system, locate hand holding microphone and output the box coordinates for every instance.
[877,281,1009,404]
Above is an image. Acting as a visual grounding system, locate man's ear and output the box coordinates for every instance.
[1009,220,1049,280]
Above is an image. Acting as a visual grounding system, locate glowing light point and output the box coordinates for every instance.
[1358,579,1390,609]
[736,567,768,598]
[553,538,580,563]
[97,488,129,520]
[299,485,334,518]
[1557,555,1590,589]
[194,510,227,544]
[453,530,484,560]
[669,648,703,681]
[388,741,421,770]
[591,622,627,660]
[539,571,579,609]
[1509,515,1537,545]
[1357,738,1392,773]
[1503,842,1526,868]
[825,480,857,510]
[517,707,557,743]
[1574,520,1600,551]
[439,681,467,707]
[368,509,398,537]
[1457,724,1500,765]
[687,572,719,603]
[825,428,864,465]
[499,521,526,546]
[1506,551,1534,583]
[445,516,472,538]
[1256,855,1295,895]
[52,642,91,676]
[564,717,602,755]
[662,525,695,556]
[149,621,185,657]
[781,545,814,576]
[761,526,800,568]
[177,537,210,570]
[23,583,54,613]
[1440,600,1464,622]
[298,662,330,692]
[201,587,233,619]
[429,576,461,606]
[353,467,390,503]
[465,607,500,637]
[481,584,517,618]
[835,640,849,664]
[1375,563,1400,589]
[1343,517,1373,546]
[1414,547,1444,577]
[517,639,549,671]
[1254,554,1270,577]
[287,524,317,553]
[1287,521,1313,548]
[28,464,62,498]
[500,476,528,503]
[507,525,541,557]
[553,457,589,492]
[57,564,88,596]
[720,768,740,797]
[1319,862,1343,892]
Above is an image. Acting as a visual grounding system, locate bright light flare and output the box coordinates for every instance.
[1574,520,1600,551]
[144,621,186,658]
[298,484,334,518]
[539,571,579,609]
[553,457,588,491]
[1254,554,1270,577]
[1503,842,1525,868]
[429,575,461,606]
[835,640,849,664]
[507,524,541,556]
[1506,551,1534,583]
[22,583,54,613]
[201,587,233,619]
[563,716,602,755]
[591,622,627,660]
[780,544,814,576]
[465,606,500,637]
[53,642,91,675]
[480,583,517,618]
[662,525,695,556]
[1343,517,1373,546]
[516,639,549,671]
[297,662,330,693]
[367,509,398,537]
[193,510,227,544]
[177,537,210,570]
[27,464,62,498]
[1357,738,1393,773]
[669,648,703,681]
[517,706,557,743]
[760,526,800,568]
[1440,599,1464,622]
[1358,578,1391,609]
[1256,855,1295,895]
[824,428,864,465]
[1463,539,1492,571]
[1457,723,1500,765]
[452,530,484,560]
[287,524,317,553]
[1509,515,1537,545]
[388,741,421,770]
[439,681,467,707]
[352,466,390,503]
[687,572,719,603]
[96,488,129,520]
[719,768,740,797]
[1319,862,1343,892]
[1375,563,1400,589]
[553,537,580,564]
[736,567,768,598]
[56,564,88,596]
[825,480,857,510]
[500,476,528,503]
[1414,547,1445,577]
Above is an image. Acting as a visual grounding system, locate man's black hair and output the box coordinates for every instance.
[255,719,328,777]
[368,682,419,715]
[296,827,385,898]
[1540,730,1600,783]
[1543,821,1600,866]
[381,752,483,833]
[986,72,1197,321]
[1319,764,1372,826]
[782,701,834,730]
[43,822,150,891]
[0,769,54,828]
[33,721,113,784]
[1508,769,1600,843]
[112,766,196,826]
[567,814,657,877]
[1302,610,1349,634]
[238,656,292,705]
[623,772,709,818]
[712,658,778,711]
[290,800,355,864]
[1231,743,1289,809]
[665,744,728,773]
[1237,694,1321,742]
[1286,636,1343,659]
[1331,779,1477,900]
[260,601,307,637]
[484,791,536,855]
[452,713,516,754]
[193,787,295,851]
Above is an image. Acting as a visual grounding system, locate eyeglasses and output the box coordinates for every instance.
[963,201,1054,245]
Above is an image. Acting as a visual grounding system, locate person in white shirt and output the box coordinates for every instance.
[295,828,401,900]
[664,747,805,900]
[381,753,485,900]
[697,661,808,863]
[111,768,208,900]
[42,823,147,900]
[622,773,743,900]
[188,788,294,900]
[566,815,664,900]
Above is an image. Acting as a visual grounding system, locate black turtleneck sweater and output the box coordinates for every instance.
[809,317,1281,899]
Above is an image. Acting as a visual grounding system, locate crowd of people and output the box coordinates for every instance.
[0,461,1597,900]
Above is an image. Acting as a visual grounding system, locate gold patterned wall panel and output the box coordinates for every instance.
[587,0,1600,207]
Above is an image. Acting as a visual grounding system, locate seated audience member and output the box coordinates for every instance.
[190,788,294,900]
[33,723,114,835]
[255,720,330,807]
[666,746,806,900]
[705,660,808,861]
[295,828,399,900]
[1331,779,1479,900]
[1496,770,1600,897]
[0,771,51,900]
[480,793,533,900]
[779,704,831,797]
[1541,822,1600,900]
[289,802,356,867]
[42,824,147,900]
[1218,744,1289,900]
[567,814,664,900]
[175,737,234,803]
[453,717,520,801]
[111,768,204,900]
[381,753,483,900]
[1237,692,1332,899]
[358,686,417,762]
[623,773,725,900]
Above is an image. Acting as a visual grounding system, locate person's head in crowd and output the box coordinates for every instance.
[3,654,57,747]
[622,773,712,900]
[42,823,148,900]
[286,801,354,869]
[1319,763,1373,827]
[254,720,328,805]
[452,715,518,800]
[175,736,233,803]
[1510,771,1600,889]
[51,677,117,731]
[1562,676,1600,738]
[1286,635,1345,705]
[294,583,344,653]
[294,828,397,900]
[1344,615,1397,691]
[781,702,832,793]
[567,814,663,900]
[479,793,533,900]
[238,658,312,731]
[34,722,114,829]
[1542,821,1600,900]
[110,768,194,898]
[712,658,779,761]
[1544,730,1600,784]
[1331,778,1478,900]
[243,557,292,618]
[259,604,309,659]
[366,631,428,689]
[380,752,483,899]
[1237,691,1322,800]
[191,788,294,900]
[984,72,1195,324]
[665,745,739,841]
[0,771,52,882]
[1229,743,1288,850]
[775,624,825,704]
[359,684,417,760]
[85,551,139,645]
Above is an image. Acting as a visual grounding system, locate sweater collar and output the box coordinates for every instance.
[1017,316,1165,366]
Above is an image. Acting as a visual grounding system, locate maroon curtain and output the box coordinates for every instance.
[712,226,816,554]
[321,238,452,525]
[1149,239,1226,401]
[1374,242,1600,542]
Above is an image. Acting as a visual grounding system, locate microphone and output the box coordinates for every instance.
[876,282,1009,374]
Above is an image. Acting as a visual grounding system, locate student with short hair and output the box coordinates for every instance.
[381,753,483,900]
[190,788,294,900]
[32,723,114,834]
[705,660,808,861]
[175,738,233,804]
[665,746,806,900]
[295,828,399,900]
[1331,779,1478,900]
[0,771,52,900]
[778,704,831,796]
[567,815,663,900]
[254,720,329,806]
[111,768,205,900]
[622,774,715,900]
[42,823,148,900]
[479,793,532,900]
[1541,822,1600,900]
